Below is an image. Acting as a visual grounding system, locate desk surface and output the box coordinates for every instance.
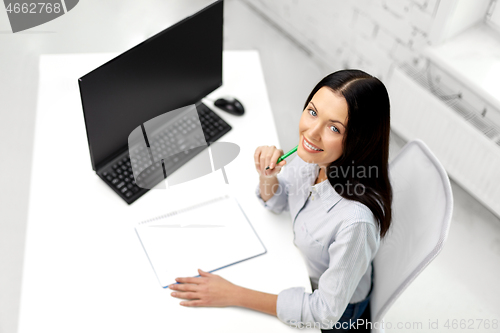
[19,51,315,333]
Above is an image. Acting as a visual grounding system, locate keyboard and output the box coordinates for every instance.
[97,103,232,204]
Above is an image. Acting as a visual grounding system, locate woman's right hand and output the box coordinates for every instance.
[254,145,287,178]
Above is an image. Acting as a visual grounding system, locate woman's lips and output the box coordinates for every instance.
[302,137,323,153]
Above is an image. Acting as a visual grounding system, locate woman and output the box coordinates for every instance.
[168,70,393,332]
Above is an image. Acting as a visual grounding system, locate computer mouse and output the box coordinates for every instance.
[214,97,245,116]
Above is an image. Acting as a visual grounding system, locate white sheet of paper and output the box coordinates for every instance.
[135,195,267,287]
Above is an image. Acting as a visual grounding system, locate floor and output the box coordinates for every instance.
[0,1,499,332]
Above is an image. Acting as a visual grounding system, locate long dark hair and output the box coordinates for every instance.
[304,70,392,238]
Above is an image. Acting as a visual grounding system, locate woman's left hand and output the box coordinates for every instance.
[169,269,240,307]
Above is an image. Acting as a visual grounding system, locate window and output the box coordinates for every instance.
[487,0,500,32]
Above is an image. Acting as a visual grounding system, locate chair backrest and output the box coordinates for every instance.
[370,139,453,328]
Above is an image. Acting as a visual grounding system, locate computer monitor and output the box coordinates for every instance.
[78,0,223,172]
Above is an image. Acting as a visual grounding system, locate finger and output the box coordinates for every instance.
[264,147,275,175]
[273,159,286,171]
[180,300,204,307]
[170,283,200,292]
[198,268,211,277]
[254,147,262,168]
[269,149,283,170]
[265,159,286,174]
[260,147,269,175]
[171,291,199,300]
[175,277,204,284]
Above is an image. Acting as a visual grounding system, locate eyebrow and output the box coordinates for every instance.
[309,102,346,128]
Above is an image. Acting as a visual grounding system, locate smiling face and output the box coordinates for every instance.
[298,86,348,169]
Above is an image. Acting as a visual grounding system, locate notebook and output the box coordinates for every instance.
[135,195,267,288]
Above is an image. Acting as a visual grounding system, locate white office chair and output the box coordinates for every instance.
[369,139,453,332]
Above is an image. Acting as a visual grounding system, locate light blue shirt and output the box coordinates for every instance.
[255,155,380,328]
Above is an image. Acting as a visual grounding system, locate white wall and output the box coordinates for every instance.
[246,0,492,81]
[439,0,491,42]
[246,0,444,80]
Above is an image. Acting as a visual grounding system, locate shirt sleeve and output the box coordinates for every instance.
[276,221,379,329]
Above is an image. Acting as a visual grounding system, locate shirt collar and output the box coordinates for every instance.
[297,156,343,213]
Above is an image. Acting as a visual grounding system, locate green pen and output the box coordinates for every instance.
[265,145,298,170]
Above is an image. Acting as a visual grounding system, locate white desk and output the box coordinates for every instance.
[19,51,315,333]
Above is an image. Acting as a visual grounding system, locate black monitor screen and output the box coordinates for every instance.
[78,0,223,171]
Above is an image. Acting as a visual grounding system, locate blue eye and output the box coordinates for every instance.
[307,109,340,133]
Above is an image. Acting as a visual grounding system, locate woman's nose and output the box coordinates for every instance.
[308,122,322,139]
